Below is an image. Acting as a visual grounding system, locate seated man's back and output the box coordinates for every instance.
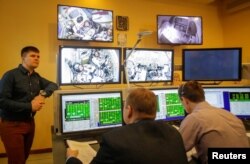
[92,120,188,164]
[178,81,250,164]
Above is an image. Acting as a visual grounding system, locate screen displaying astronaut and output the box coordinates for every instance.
[157,15,202,45]
[124,49,173,82]
[59,47,121,85]
[58,5,113,42]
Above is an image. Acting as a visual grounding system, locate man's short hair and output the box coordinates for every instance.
[126,88,157,115]
[21,46,39,57]
[178,81,205,102]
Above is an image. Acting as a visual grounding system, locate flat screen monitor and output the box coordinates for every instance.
[183,48,242,81]
[124,48,174,83]
[57,5,113,42]
[157,15,202,45]
[203,87,250,119]
[151,88,185,121]
[59,91,123,134]
[58,46,121,85]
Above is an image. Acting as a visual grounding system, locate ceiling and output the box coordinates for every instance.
[145,0,216,5]
[145,0,250,13]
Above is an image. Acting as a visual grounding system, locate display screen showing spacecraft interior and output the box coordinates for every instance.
[157,15,202,45]
[57,5,113,42]
[124,48,174,83]
[58,46,121,85]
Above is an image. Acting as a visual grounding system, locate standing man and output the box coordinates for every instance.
[0,46,58,164]
[178,81,249,164]
[66,88,188,164]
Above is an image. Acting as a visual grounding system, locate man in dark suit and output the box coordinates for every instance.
[66,88,188,164]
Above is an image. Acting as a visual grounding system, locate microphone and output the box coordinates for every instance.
[137,31,153,38]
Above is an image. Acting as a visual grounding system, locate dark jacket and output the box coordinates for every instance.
[66,119,188,164]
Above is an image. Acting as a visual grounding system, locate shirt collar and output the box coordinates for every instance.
[18,64,36,75]
[193,101,211,112]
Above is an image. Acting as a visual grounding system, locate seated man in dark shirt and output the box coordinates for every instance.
[66,88,188,164]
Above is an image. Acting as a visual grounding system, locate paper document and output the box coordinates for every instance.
[67,140,97,164]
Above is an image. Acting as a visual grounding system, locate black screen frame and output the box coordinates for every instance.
[182,47,242,81]
[123,48,174,83]
[57,4,114,42]
[58,45,122,86]
[157,15,203,45]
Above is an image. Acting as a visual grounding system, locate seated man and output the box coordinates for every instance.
[178,81,250,164]
[66,88,188,164]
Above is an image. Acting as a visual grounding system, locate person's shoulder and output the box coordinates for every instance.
[2,67,20,78]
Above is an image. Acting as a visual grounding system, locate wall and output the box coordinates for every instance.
[219,0,250,85]
[221,7,250,62]
[0,0,247,153]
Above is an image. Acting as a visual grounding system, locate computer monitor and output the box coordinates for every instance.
[182,48,242,81]
[203,87,250,119]
[157,15,202,45]
[124,48,174,83]
[58,46,122,86]
[151,88,185,121]
[57,4,113,42]
[57,91,123,134]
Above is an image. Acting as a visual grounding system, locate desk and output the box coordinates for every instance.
[51,126,102,164]
[51,126,250,164]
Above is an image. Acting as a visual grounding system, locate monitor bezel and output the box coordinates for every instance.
[58,45,122,86]
[182,47,242,81]
[59,91,123,135]
[157,15,203,45]
[57,4,114,42]
[123,48,174,83]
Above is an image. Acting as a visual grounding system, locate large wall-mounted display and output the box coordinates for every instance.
[57,5,113,42]
[182,48,242,81]
[58,46,121,85]
[157,15,202,45]
[124,48,174,83]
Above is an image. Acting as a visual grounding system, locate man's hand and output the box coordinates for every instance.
[67,148,79,158]
[31,95,45,112]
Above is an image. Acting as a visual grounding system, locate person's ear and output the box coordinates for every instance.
[182,97,188,104]
[127,105,133,118]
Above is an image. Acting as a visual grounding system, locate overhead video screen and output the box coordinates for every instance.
[58,46,121,85]
[58,5,113,42]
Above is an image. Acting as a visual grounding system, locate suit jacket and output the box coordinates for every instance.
[66,119,188,164]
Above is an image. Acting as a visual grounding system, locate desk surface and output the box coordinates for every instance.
[51,123,250,164]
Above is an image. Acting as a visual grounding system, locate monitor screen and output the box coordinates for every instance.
[183,48,242,81]
[60,91,123,134]
[124,48,174,83]
[151,88,185,121]
[58,46,121,85]
[157,15,202,45]
[203,87,250,119]
[57,5,113,42]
